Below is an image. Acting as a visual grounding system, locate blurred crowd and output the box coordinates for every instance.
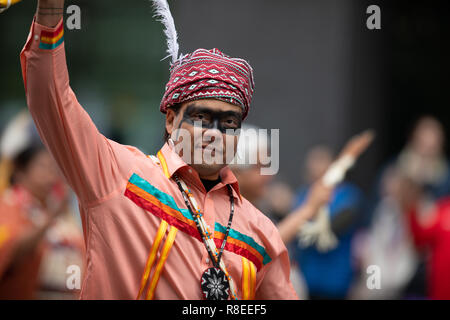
[1,110,449,300]
[0,111,84,300]
[233,116,450,300]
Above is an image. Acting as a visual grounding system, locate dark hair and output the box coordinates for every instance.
[10,143,46,185]
[163,103,182,142]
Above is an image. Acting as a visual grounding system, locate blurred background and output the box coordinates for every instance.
[1,0,450,300]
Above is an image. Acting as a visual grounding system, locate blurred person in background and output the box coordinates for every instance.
[232,127,373,300]
[393,116,450,299]
[403,180,450,300]
[230,124,328,299]
[231,124,332,227]
[356,115,450,299]
[262,181,309,298]
[397,116,450,299]
[231,124,273,212]
[289,146,364,299]
[0,111,84,299]
[262,182,295,225]
[397,116,450,200]
[231,124,295,224]
[350,165,418,299]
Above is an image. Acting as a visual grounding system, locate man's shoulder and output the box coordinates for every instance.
[240,197,276,226]
[100,139,173,197]
[238,197,283,245]
[107,138,146,158]
[106,139,162,171]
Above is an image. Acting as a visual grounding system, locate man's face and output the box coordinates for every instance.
[165,99,243,178]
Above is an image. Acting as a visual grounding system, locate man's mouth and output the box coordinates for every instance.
[196,143,223,154]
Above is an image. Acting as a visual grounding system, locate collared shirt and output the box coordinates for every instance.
[20,18,298,300]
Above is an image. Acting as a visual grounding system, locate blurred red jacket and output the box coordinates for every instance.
[409,197,450,300]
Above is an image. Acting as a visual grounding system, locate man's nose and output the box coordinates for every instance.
[203,120,222,137]
[203,129,223,145]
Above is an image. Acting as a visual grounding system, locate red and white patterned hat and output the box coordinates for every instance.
[160,48,255,119]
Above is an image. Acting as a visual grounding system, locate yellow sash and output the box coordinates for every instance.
[241,257,257,300]
[136,153,178,300]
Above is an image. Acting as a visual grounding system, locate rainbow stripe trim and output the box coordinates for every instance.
[125,173,200,240]
[214,224,272,271]
[39,23,64,50]
[124,173,271,271]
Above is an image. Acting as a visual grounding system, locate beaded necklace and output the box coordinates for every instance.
[173,173,238,300]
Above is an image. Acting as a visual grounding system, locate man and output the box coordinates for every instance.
[20,0,331,299]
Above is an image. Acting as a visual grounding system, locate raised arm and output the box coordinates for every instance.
[36,0,64,27]
[21,0,127,206]
[277,180,332,244]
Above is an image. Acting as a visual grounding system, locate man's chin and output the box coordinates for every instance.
[190,163,227,178]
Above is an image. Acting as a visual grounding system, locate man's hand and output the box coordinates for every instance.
[338,130,375,160]
[36,0,65,27]
[278,180,333,244]
[303,131,374,218]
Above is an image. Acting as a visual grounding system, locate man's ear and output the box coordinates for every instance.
[165,108,177,136]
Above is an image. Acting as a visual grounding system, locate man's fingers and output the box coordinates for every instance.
[341,129,375,159]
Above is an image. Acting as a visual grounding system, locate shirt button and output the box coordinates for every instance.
[205,257,210,264]
[34,35,39,41]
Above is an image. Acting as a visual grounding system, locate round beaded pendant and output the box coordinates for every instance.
[200,267,230,300]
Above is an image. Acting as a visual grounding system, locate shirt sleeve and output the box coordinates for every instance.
[254,218,299,300]
[20,18,127,206]
[255,248,299,300]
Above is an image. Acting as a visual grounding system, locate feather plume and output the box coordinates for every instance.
[151,0,180,64]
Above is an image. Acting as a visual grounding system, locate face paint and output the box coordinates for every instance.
[180,105,242,135]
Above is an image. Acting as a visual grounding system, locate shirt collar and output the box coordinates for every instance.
[218,165,243,203]
[158,142,243,204]
[159,142,189,178]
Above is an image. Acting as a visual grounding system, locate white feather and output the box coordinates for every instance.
[151,0,180,64]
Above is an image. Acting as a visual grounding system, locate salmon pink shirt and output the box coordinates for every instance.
[20,18,298,300]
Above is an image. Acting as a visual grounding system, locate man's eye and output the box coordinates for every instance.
[191,113,206,121]
[222,117,240,127]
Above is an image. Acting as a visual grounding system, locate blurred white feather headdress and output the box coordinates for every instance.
[0,110,33,159]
